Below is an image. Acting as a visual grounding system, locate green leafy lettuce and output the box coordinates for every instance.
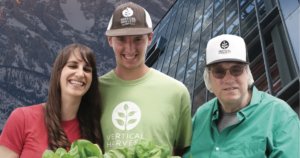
[42,139,103,158]
[42,139,181,158]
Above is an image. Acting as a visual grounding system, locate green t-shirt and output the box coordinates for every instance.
[184,86,300,158]
[99,68,192,153]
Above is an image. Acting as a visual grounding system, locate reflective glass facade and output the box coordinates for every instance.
[146,0,299,115]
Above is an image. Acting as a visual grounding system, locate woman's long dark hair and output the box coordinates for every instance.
[45,43,103,150]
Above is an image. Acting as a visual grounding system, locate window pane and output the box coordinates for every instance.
[240,0,257,36]
[192,82,206,114]
[176,52,188,82]
[213,10,224,36]
[184,63,197,95]
[214,0,224,17]
[203,2,213,30]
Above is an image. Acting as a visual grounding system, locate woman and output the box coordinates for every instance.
[0,43,103,158]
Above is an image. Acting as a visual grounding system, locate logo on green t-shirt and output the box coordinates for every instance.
[112,101,141,131]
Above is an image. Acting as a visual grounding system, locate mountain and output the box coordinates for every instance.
[0,0,175,132]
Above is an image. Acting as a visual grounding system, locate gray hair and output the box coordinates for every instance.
[203,65,254,93]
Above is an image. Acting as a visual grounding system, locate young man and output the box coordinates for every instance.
[184,34,300,158]
[99,2,192,156]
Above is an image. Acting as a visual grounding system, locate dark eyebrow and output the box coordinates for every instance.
[66,60,78,64]
[116,36,125,40]
[66,60,91,67]
[133,35,144,38]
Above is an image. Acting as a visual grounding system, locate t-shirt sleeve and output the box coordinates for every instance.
[175,87,192,148]
[0,108,26,155]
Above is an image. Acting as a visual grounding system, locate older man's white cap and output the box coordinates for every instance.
[206,34,249,66]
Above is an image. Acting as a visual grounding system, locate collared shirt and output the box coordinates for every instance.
[184,86,300,158]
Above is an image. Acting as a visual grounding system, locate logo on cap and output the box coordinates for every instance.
[122,7,133,17]
[220,40,229,49]
[219,40,231,54]
[120,7,136,26]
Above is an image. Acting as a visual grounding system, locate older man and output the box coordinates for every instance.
[184,34,300,158]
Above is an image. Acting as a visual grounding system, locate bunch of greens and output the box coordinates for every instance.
[42,139,103,158]
[42,139,180,158]
[104,139,180,158]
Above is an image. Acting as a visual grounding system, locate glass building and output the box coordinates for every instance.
[146,0,300,115]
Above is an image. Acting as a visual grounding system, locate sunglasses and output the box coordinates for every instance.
[209,64,246,79]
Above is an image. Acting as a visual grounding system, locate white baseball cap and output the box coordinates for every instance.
[206,34,249,66]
